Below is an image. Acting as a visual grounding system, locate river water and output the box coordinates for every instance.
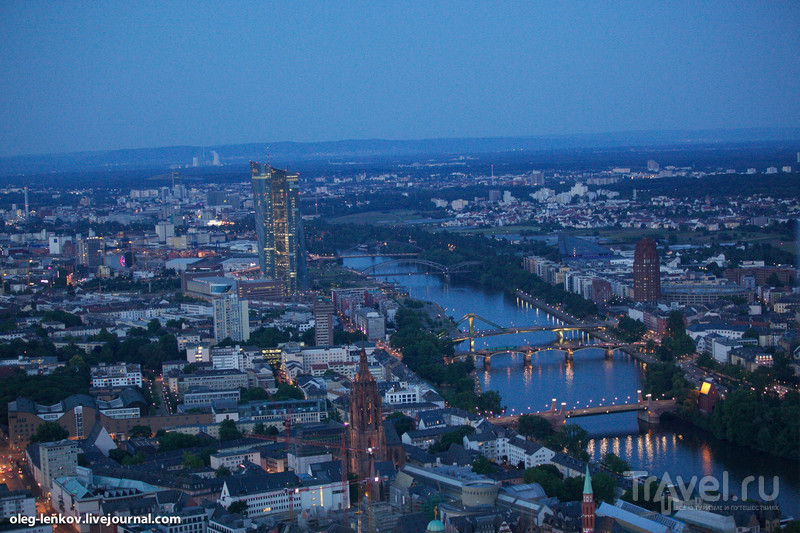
[343,256,799,516]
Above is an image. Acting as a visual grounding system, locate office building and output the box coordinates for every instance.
[26,440,79,493]
[237,278,284,301]
[633,238,660,302]
[155,221,175,243]
[250,162,307,294]
[77,236,105,268]
[313,298,335,346]
[213,294,250,344]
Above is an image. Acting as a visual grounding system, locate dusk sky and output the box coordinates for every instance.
[1,2,799,157]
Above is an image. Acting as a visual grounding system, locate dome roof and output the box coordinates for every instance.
[426,520,446,533]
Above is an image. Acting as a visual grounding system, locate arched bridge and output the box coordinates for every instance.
[445,312,615,351]
[360,259,482,276]
[454,342,643,366]
[492,392,677,430]
[338,241,424,258]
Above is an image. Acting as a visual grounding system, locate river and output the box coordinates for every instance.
[342,256,799,517]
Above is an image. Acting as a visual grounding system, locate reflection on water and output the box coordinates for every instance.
[342,256,800,516]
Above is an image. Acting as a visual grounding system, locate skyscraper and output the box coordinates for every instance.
[213,294,250,344]
[251,162,307,294]
[77,236,105,268]
[313,298,334,346]
[633,237,660,302]
[348,345,386,483]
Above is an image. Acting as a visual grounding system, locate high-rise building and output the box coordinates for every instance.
[633,238,660,302]
[28,440,78,494]
[213,294,250,344]
[251,162,307,294]
[348,345,386,484]
[77,237,105,268]
[313,298,335,346]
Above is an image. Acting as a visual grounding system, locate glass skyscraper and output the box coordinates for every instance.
[250,161,307,294]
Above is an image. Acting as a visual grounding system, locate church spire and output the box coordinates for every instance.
[356,340,372,382]
[581,465,595,533]
[583,465,593,494]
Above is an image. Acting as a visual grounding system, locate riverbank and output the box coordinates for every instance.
[344,255,800,516]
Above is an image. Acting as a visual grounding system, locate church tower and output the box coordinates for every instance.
[348,344,386,481]
[581,465,595,533]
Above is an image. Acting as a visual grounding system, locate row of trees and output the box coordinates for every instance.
[643,358,800,460]
[517,414,593,462]
[306,220,600,319]
[390,306,503,414]
[523,464,616,504]
[683,387,800,460]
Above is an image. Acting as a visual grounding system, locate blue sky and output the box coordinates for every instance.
[1,1,799,156]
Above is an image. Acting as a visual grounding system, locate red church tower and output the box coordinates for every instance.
[348,344,387,483]
[582,465,595,533]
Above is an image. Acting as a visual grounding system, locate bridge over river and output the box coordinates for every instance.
[492,392,677,430]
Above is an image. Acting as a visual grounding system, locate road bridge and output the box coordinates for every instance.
[360,259,481,278]
[446,312,614,351]
[491,392,677,430]
[454,341,643,366]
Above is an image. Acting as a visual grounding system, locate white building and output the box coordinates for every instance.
[27,440,79,494]
[0,486,36,519]
[90,363,142,388]
[463,431,555,469]
[219,472,349,518]
[210,449,261,470]
[213,294,250,344]
[212,346,245,371]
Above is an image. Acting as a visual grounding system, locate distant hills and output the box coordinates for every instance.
[1,127,799,176]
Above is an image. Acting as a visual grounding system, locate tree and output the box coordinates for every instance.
[518,415,553,440]
[472,455,499,474]
[216,466,231,477]
[742,327,760,340]
[602,453,630,474]
[158,431,207,452]
[523,465,563,498]
[219,419,242,441]
[697,352,715,369]
[386,413,415,437]
[239,387,271,403]
[183,452,204,468]
[592,472,617,504]
[666,311,686,337]
[301,327,316,345]
[765,273,783,287]
[68,355,86,368]
[147,319,162,334]
[227,501,248,516]
[615,316,647,343]
[29,421,69,444]
[428,426,475,453]
[272,383,304,401]
[129,425,152,438]
[562,424,590,457]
